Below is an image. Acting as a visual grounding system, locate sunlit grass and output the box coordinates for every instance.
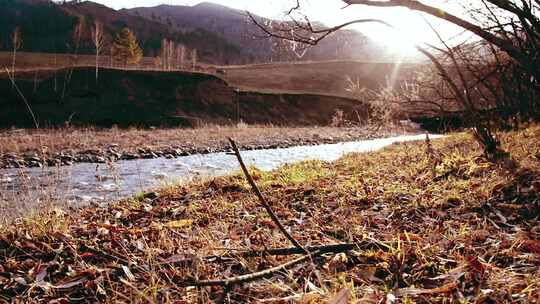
[1,125,539,302]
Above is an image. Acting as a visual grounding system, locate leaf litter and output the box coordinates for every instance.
[0,125,539,303]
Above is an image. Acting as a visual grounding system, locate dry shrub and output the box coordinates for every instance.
[345,76,402,128]
[330,109,345,127]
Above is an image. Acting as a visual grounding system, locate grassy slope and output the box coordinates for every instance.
[220,60,421,97]
[1,126,539,302]
[1,53,418,97]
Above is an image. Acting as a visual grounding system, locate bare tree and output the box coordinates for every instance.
[160,38,177,70]
[10,27,22,86]
[250,0,539,156]
[169,40,175,70]
[160,38,169,70]
[191,48,198,71]
[344,1,539,82]
[250,0,538,84]
[70,17,84,66]
[176,44,186,69]
[91,20,105,83]
[62,17,85,99]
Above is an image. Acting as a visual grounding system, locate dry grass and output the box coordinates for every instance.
[1,52,420,98]
[0,52,164,73]
[0,124,411,157]
[1,125,539,302]
[219,60,421,97]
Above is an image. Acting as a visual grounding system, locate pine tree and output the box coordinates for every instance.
[111,28,143,66]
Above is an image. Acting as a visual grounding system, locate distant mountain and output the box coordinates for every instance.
[0,0,244,64]
[0,0,76,54]
[125,2,384,63]
[1,0,391,64]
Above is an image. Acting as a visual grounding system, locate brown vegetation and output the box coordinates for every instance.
[219,60,419,97]
[1,125,538,302]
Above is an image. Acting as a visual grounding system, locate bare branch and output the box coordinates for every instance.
[184,250,321,287]
[228,138,307,253]
[247,11,392,46]
[342,0,525,64]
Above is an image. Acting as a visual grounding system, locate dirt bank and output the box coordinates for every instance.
[0,67,368,128]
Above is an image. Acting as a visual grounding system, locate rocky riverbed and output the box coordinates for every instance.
[0,124,421,169]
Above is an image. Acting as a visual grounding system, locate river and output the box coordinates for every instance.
[0,134,441,219]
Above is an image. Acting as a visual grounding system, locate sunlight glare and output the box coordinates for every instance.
[368,24,420,57]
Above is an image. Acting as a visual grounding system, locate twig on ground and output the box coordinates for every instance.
[228,137,308,253]
[185,250,322,287]
[206,243,371,259]
[163,241,389,266]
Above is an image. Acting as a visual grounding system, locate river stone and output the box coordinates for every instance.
[25,156,41,163]
[142,152,158,159]
[61,155,75,162]
[108,152,122,160]
[121,153,138,160]
[27,161,42,168]
[47,159,61,166]
[142,192,159,201]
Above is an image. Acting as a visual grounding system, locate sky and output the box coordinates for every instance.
[88,0,470,54]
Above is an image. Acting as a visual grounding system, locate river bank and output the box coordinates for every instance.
[0,124,419,169]
[1,126,538,302]
[1,134,435,222]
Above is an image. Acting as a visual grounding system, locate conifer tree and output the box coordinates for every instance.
[111,28,143,66]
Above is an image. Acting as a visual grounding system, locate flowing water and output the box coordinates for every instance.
[0,134,441,218]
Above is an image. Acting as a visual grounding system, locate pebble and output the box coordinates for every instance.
[0,130,390,169]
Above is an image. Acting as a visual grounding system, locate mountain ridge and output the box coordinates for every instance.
[2,0,389,64]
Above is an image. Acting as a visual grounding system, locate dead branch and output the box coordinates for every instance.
[247,11,391,45]
[184,250,321,287]
[228,137,307,253]
[343,0,522,60]
[230,243,358,257]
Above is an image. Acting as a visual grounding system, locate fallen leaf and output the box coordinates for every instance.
[53,277,88,290]
[394,282,458,297]
[52,269,97,290]
[328,288,351,304]
[122,265,135,281]
[164,219,193,229]
[520,239,540,253]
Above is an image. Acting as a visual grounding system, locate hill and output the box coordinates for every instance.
[125,2,385,63]
[0,67,369,128]
[2,0,399,64]
[0,0,244,64]
[218,60,421,97]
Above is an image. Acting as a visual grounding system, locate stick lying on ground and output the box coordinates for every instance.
[228,137,308,253]
[184,139,388,288]
[185,250,322,287]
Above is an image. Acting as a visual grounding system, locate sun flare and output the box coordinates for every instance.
[367,25,421,58]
